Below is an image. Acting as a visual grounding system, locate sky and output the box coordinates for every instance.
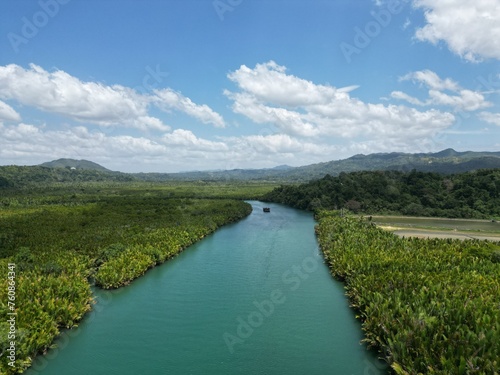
[0,0,499,173]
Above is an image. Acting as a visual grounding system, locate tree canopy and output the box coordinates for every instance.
[262,169,500,219]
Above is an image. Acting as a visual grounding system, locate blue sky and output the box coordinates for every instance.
[0,0,499,172]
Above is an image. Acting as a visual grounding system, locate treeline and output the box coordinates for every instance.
[262,169,500,219]
[0,189,252,374]
[316,213,500,374]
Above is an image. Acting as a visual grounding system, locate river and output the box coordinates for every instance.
[27,201,386,375]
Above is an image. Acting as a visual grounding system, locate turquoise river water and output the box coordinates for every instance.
[27,201,387,375]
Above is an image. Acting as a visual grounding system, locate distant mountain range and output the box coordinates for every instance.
[40,149,500,181]
[279,148,500,181]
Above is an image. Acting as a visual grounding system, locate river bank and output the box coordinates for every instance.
[27,201,386,375]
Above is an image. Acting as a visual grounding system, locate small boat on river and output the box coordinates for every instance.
[263,207,271,212]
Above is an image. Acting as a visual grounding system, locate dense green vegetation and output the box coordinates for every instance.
[316,212,500,374]
[263,169,500,219]
[0,183,264,374]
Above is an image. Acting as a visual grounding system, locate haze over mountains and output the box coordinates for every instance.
[37,149,500,181]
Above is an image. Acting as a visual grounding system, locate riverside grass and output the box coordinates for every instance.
[0,187,253,374]
[316,212,499,375]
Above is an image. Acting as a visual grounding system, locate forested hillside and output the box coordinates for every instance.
[39,158,112,172]
[262,169,500,219]
[0,166,134,187]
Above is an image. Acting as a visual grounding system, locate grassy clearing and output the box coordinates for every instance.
[370,216,500,233]
[370,215,500,242]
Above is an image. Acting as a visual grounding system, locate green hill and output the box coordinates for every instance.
[40,158,112,172]
[0,165,133,188]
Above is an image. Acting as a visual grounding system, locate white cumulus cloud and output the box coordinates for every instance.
[392,70,492,111]
[399,70,460,91]
[161,129,228,151]
[225,61,455,142]
[0,63,167,131]
[479,112,500,126]
[413,0,500,61]
[0,64,225,132]
[0,100,21,122]
[154,89,225,128]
